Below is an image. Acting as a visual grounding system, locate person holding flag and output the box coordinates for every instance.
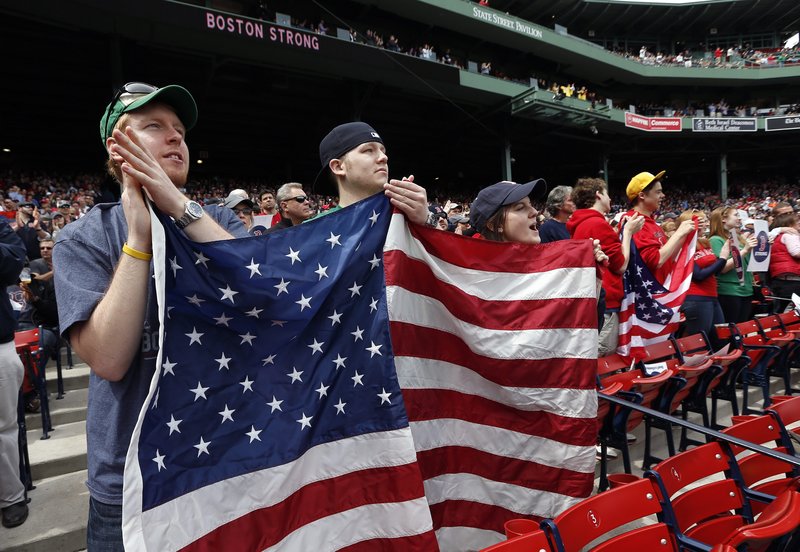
[709,206,758,323]
[624,170,695,285]
[53,82,248,550]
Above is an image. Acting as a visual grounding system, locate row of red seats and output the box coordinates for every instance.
[482,397,800,552]
[595,310,800,490]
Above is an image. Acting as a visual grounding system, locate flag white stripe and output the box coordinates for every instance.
[131,428,421,551]
[395,356,597,419]
[423,473,583,518]
[386,214,596,301]
[435,526,505,552]
[265,498,433,552]
[410,418,596,474]
[387,287,598,360]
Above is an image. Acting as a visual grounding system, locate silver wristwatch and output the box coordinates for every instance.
[175,200,205,229]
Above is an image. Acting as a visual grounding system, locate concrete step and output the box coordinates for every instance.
[46,363,90,395]
[26,420,87,481]
[26,387,88,430]
[0,470,88,552]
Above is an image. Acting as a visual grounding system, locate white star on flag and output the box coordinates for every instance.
[170,257,182,278]
[267,396,283,412]
[368,254,381,270]
[166,415,182,435]
[218,404,235,423]
[239,332,256,346]
[348,282,362,297]
[286,247,301,265]
[314,264,329,280]
[215,353,232,371]
[332,354,347,369]
[245,426,262,443]
[351,371,364,386]
[274,278,290,295]
[186,294,205,307]
[328,310,342,326]
[351,326,364,342]
[246,258,261,278]
[162,358,176,376]
[296,413,313,430]
[296,295,312,311]
[326,232,341,248]
[334,398,346,415]
[239,376,254,393]
[308,339,324,355]
[219,285,239,303]
[152,450,166,472]
[366,341,383,357]
[377,388,392,405]
[287,368,303,383]
[213,312,232,326]
[185,327,204,345]
[194,251,209,267]
[193,436,211,457]
[190,382,209,401]
[315,382,330,398]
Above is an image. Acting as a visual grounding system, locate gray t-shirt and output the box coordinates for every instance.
[54,202,247,505]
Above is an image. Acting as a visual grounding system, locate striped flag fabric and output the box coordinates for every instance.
[384,216,599,551]
[122,194,437,551]
[617,226,697,360]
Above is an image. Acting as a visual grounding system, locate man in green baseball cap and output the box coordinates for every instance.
[53,82,247,550]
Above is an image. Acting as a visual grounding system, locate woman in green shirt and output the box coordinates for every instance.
[709,206,758,323]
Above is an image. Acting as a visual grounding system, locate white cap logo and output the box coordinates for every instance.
[371,132,380,138]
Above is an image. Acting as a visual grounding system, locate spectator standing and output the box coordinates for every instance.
[624,170,694,285]
[539,185,575,243]
[709,206,757,323]
[14,201,49,261]
[0,216,28,528]
[676,210,729,340]
[767,212,800,313]
[53,82,247,549]
[568,178,643,355]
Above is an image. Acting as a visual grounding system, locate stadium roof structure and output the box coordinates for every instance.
[487,0,800,38]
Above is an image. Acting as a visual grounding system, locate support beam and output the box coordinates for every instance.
[719,153,728,201]
[502,140,512,181]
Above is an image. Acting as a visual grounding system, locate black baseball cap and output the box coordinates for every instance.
[319,122,383,170]
[469,179,547,232]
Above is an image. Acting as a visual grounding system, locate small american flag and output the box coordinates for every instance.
[384,220,599,551]
[122,194,436,551]
[617,227,697,360]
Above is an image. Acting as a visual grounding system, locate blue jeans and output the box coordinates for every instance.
[682,297,725,340]
[87,497,123,551]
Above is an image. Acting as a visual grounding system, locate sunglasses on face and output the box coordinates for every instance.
[233,208,253,215]
[103,82,159,140]
[286,196,309,204]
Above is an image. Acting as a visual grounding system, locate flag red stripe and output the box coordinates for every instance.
[417,446,594,498]
[339,534,439,552]
[385,249,597,331]
[178,464,426,552]
[429,499,545,533]
[403,221,596,274]
[403,388,597,446]
[391,322,597,389]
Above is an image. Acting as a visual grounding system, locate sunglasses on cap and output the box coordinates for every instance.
[233,208,253,215]
[103,82,159,142]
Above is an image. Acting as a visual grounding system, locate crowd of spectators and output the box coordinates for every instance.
[2,170,798,236]
[615,44,800,69]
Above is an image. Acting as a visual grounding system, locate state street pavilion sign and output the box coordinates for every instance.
[765,116,800,132]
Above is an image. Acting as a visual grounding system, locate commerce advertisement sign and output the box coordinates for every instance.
[691,118,757,132]
[624,112,682,132]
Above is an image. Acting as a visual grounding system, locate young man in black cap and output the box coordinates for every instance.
[53,82,247,549]
[319,122,430,224]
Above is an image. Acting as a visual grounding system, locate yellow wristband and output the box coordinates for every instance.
[122,243,153,261]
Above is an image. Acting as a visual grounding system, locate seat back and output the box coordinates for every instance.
[14,328,41,355]
[546,477,679,552]
[769,396,800,435]
[721,483,800,551]
[649,442,751,542]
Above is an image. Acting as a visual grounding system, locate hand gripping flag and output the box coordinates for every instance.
[617,224,697,360]
[122,194,437,551]
[384,219,599,551]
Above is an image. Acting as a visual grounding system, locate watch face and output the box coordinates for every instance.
[187,201,204,218]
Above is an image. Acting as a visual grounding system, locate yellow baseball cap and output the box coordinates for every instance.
[626,170,666,200]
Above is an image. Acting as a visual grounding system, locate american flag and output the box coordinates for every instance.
[122,194,437,551]
[617,227,697,360]
[384,220,599,551]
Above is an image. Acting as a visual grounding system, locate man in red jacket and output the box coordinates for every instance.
[568,178,643,355]
[624,170,694,285]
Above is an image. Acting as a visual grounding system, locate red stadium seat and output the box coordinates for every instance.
[544,477,680,552]
[721,413,800,514]
[673,332,745,446]
[755,314,800,395]
[596,354,672,490]
[639,339,714,469]
[648,441,756,547]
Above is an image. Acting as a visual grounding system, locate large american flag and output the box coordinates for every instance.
[617,226,697,360]
[384,220,599,551]
[122,194,437,551]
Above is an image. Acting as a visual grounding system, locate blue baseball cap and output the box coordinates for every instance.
[469,179,547,232]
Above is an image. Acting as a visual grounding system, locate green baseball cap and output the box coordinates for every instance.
[99,82,198,144]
